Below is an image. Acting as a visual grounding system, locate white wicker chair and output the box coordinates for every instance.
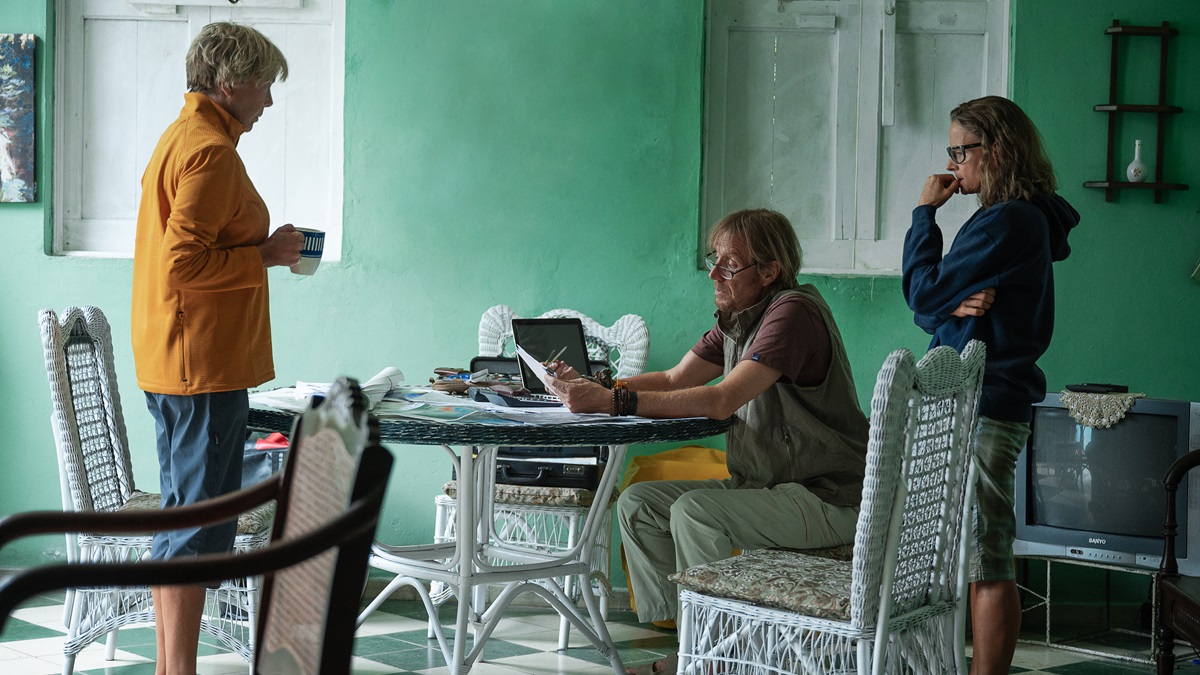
[39,306,274,674]
[673,341,986,675]
[430,305,649,648]
[476,305,650,378]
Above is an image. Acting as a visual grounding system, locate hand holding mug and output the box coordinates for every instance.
[289,228,325,275]
[257,224,305,268]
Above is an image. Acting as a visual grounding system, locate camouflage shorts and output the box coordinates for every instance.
[968,416,1031,582]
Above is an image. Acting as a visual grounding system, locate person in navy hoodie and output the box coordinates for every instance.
[903,95,1079,675]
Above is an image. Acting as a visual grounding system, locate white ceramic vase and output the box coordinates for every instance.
[1126,139,1147,183]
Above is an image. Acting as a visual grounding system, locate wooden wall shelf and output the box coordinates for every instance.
[1084,20,1188,203]
[1105,24,1177,37]
[1092,104,1182,114]
[1083,181,1188,191]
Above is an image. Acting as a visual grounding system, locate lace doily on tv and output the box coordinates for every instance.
[1058,391,1145,428]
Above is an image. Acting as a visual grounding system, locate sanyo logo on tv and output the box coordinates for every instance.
[1088,537,1107,545]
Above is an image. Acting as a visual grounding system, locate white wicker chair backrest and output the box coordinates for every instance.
[477,304,650,379]
[39,306,136,514]
[848,340,985,629]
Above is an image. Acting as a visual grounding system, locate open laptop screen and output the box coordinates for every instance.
[510,318,590,395]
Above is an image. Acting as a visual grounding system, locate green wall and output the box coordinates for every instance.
[1012,0,1200,402]
[1008,0,1200,612]
[0,1,1197,601]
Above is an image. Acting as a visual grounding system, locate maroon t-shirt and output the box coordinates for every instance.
[690,293,832,386]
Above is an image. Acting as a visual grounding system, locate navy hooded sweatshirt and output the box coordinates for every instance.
[902,193,1080,422]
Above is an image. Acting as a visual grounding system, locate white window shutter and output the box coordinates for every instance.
[54,0,345,260]
[703,0,1009,275]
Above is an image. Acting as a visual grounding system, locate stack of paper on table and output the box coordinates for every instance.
[251,367,405,413]
[253,375,706,426]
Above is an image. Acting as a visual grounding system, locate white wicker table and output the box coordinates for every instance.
[248,406,729,675]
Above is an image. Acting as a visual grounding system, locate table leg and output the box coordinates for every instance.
[575,444,627,674]
[434,442,630,674]
[454,443,475,674]
[473,446,498,622]
[558,510,579,650]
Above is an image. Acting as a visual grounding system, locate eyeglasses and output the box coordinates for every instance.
[705,252,756,280]
[946,142,982,164]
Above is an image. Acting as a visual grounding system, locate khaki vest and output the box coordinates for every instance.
[722,285,869,507]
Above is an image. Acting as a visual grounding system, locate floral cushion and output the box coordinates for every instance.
[119,489,275,536]
[795,543,854,562]
[119,489,162,513]
[671,548,854,620]
[235,502,276,535]
[441,480,619,508]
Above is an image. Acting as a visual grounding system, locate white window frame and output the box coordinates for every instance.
[52,0,345,260]
[701,0,1009,275]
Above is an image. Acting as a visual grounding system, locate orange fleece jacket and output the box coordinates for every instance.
[131,93,275,395]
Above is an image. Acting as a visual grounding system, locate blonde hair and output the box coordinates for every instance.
[186,22,288,94]
[707,208,801,291]
[950,96,1057,208]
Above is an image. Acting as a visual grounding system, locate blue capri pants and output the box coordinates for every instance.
[145,390,247,560]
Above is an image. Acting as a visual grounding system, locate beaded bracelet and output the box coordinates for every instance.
[593,369,615,389]
[612,381,631,416]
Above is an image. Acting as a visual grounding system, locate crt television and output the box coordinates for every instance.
[1013,394,1200,574]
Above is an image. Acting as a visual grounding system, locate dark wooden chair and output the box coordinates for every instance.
[1157,448,1200,674]
[0,377,393,675]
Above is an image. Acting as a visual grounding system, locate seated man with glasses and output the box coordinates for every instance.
[548,208,870,675]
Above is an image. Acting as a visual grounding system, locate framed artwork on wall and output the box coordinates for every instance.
[0,33,36,203]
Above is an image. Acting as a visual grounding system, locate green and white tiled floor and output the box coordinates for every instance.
[0,590,1182,674]
[0,589,679,675]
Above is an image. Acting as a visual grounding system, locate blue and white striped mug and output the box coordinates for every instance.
[290,228,325,275]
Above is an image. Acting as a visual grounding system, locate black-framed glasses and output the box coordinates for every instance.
[946,142,982,164]
[704,252,756,280]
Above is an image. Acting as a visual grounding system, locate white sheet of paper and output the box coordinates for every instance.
[361,366,405,409]
[514,344,555,391]
[286,366,405,411]
[249,387,310,413]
